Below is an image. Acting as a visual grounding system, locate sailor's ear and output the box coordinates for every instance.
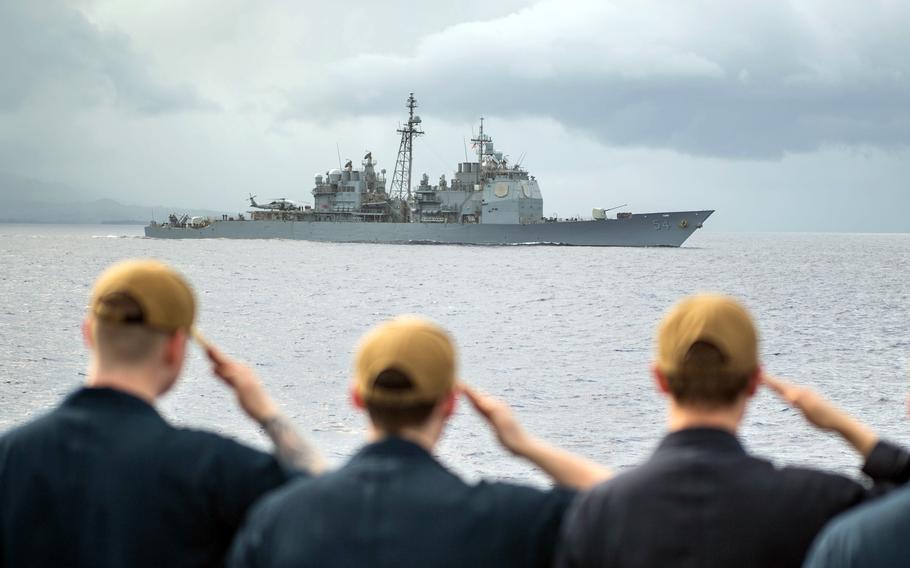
[439,390,457,419]
[82,317,95,350]
[350,385,366,410]
[163,329,188,367]
[652,364,671,395]
[745,367,762,397]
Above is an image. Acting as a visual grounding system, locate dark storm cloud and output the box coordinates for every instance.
[282,0,910,159]
[0,1,211,115]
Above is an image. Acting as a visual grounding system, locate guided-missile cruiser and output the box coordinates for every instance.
[146,94,713,246]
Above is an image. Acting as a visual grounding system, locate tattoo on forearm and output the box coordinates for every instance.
[261,414,327,474]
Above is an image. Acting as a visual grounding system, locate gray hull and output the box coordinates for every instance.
[145,210,713,247]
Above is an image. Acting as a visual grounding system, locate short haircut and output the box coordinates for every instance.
[665,341,754,407]
[364,369,438,432]
[93,293,170,366]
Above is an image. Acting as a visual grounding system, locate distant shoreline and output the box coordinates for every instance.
[0,219,148,225]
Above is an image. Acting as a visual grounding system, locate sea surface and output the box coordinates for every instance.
[1,224,908,485]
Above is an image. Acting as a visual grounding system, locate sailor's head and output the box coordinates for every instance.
[85,259,196,396]
[652,294,761,409]
[351,316,458,438]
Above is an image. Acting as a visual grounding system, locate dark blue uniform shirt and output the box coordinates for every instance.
[0,387,291,568]
[556,428,910,568]
[229,437,576,568]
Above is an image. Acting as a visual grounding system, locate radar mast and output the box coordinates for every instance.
[390,93,424,201]
[470,116,492,186]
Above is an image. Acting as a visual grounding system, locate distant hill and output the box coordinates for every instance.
[0,172,225,224]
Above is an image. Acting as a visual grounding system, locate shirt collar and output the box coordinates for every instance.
[62,386,162,418]
[352,436,441,463]
[656,427,746,455]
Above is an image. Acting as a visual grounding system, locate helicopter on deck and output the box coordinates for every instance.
[248,194,301,211]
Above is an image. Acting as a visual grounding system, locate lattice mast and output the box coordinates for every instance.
[390,93,424,201]
[470,116,492,187]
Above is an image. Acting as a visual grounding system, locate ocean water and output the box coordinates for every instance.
[1,223,908,485]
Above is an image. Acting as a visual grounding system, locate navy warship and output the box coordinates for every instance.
[146,94,713,246]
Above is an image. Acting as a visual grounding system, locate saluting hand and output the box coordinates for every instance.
[201,338,279,423]
[762,375,846,431]
[461,385,534,456]
[763,374,879,457]
[462,383,612,488]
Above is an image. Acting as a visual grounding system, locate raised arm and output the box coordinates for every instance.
[201,338,327,475]
[462,385,611,489]
[258,413,327,475]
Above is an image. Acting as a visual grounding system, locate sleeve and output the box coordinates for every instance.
[227,496,274,568]
[862,440,910,490]
[493,483,577,568]
[210,436,298,533]
[226,524,258,568]
[554,490,598,568]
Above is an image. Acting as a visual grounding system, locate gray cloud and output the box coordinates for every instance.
[0,0,906,233]
[0,1,211,115]
[283,0,910,159]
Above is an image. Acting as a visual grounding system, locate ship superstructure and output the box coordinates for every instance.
[411,118,542,225]
[310,152,402,222]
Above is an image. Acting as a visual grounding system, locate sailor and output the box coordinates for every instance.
[229,316,611,567]
[556,294,910,568]
[0,259,325,567]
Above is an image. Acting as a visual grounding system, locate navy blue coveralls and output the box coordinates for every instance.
[229,437,576,568]
[0,387,291,567]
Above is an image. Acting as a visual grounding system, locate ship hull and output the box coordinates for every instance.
[145,210,713,247]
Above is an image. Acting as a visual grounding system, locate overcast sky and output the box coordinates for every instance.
[1,0,908,231]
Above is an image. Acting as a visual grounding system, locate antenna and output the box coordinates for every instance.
[470,116,489,188]
[389,92,425,201]
[516,151,527,168]
[463,138,469,162]
[336,143,343,170]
